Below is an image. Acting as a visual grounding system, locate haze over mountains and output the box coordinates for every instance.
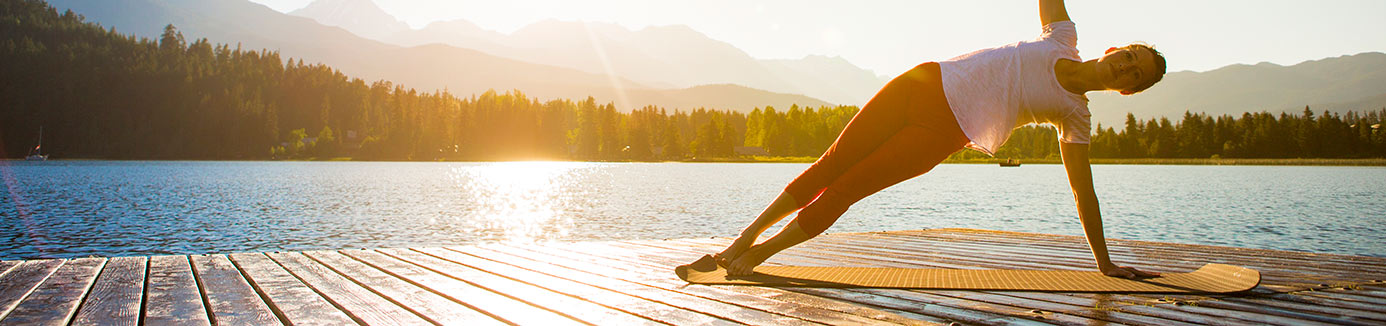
[47,0,834,114]
[48,0,1386,127]
[1086,52,1386,127]
[291,0,888,106]
[289,0,408,40]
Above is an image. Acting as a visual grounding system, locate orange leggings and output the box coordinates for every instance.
[785,62,970,237]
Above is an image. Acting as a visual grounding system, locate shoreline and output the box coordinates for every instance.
[7,157,1386,166]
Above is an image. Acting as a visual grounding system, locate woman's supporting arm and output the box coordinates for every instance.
[1039,0,1072,26]
[1060,142,1159,278]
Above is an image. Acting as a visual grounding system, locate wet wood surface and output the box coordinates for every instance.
[0,228,1382,325]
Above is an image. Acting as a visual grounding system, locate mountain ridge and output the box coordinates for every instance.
[1088,51,1386,127]
[289,0,407,40]
[47,0,833,113]
[289,0,887,105]
[287,0,1386,127]
[46,0,1386,126]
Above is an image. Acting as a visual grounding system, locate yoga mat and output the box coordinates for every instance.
[675,255,1259,293]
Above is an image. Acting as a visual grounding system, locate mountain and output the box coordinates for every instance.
[293,0,1384,126]
[288,0,408,40]
[405,20,888,106]
[761,55,888,110]
[46,0,1385,126]
[289,0,887,105]
[389,18,507,54]
[1088,52,1386,127]
[45,0,830,113]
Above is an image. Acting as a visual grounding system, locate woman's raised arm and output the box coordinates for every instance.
[1039,0,1072,26]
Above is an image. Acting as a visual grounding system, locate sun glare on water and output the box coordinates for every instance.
[450,161,589,244]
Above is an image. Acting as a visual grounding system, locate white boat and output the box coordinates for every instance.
[25,127,47,161]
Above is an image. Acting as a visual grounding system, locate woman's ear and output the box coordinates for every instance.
[1106,47,1118,54]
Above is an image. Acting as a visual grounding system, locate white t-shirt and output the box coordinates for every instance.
[938,20,1091,156]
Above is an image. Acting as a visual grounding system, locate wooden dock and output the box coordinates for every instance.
[1,228,1384,325]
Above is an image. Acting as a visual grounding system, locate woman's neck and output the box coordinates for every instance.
[1055,59,1105,95]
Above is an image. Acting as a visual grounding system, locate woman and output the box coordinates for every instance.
[715,0,1166,278]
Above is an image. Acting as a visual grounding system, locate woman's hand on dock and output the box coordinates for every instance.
[1099,263,1161,278]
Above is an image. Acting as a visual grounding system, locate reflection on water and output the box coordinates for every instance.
[1,161,1383,260]
[451,162,581,243]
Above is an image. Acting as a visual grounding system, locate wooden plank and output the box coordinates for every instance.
[449,246,817,326]
[143,255,208,326]
[71,256,147,326]
[677,237,1356,326]
[300,250,510,325]
[0,258,105,326]
[737,236,1340,325]
[656,238,1269,326]
[612,239,1197,326]
[0,228,1373,326]
[586,242,944,325]
[190,254,279,326]
[345,248,593,325]
[884,236,1386,321]
[0,259,63,320]
[1313,285,1386,300]
[227,253,355,325]
[347,248,731,325]
[699,237,1271,326]
[559,241,1050,326]
[265,251,431,325]
[1187,296,1382,326]
[560,241,1116,326]
[412,247,753,325]
[1219,291,1386,321]
[0,261,19,278]
[820,233,1386,319]
[484,243,929,326]
[530,241,974,325]
[376,247,639,325]
[424,244,770,326]
[1287,289,1386,311]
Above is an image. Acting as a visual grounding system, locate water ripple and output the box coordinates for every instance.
[0,161,1383,260]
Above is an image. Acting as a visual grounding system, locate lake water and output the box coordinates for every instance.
[1,161,1383,260]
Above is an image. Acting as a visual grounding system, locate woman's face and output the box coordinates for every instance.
[1096,46,1160,95]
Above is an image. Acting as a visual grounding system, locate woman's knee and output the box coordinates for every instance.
[793,188,854,236]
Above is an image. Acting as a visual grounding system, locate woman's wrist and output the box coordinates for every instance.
[1096,260,1118,270]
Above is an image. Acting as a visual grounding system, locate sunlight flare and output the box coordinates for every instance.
[582,21,633,110]
[452,162,585,243]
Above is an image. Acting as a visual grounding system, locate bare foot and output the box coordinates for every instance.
[714,235,756,268]
[726,244,775,276]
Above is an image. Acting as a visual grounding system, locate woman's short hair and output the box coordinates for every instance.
[1126,43,1166,94]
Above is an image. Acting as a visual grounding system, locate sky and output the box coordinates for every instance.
[249,0,1386,76]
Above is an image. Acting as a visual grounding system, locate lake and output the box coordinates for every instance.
[1,161,1382,260]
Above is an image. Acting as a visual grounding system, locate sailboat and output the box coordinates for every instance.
[25,127,48,161]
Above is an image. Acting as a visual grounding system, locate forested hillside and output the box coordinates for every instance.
[2,0,1382,161]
